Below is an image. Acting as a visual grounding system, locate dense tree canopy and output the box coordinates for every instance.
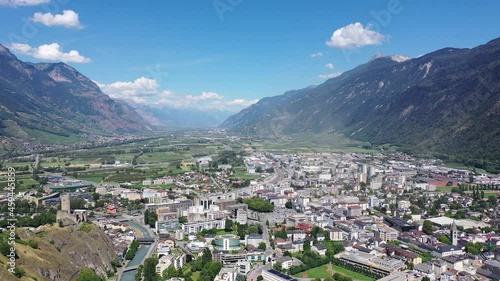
[244,197,274,212]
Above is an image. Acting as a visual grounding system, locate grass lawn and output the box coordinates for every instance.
[191,271,200,281]
[233,167,260,180]
[293,265,332,279]
[332,265,374,281]
[3,161,31,168]
[138,152,185,164]
[435,186,453,192]
[79,177,104,183]
[216,229,234,235]
[484,192,499,198]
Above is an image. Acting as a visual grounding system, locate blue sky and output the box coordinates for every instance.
[1,0,500,111]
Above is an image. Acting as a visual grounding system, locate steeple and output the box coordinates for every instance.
[451,220,458,246]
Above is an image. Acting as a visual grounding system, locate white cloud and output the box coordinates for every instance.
[0,0,49,7]
[310,52,323,58]
[211,98,259,108]
[326,22,386,49]
[318,72,342,79]
[31,10,83,29]
[156,92,226,108]
[8,42,90,63]
[99,77,257,111]
[325,63,334,69]
[96,77,160,98]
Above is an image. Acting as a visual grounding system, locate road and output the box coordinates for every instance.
[247,263,270,281]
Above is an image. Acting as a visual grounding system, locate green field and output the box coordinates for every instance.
[484,192,499,198]
[233,167,260,180]
[215,230,234,235]
[262,132,381,154]
[295,264,374,281]
[79,177,104,183]
[3,162,31,168]
[332,265,374,281]
[69,157,102,165]
[435,186,454,192]
[294,265,332,279]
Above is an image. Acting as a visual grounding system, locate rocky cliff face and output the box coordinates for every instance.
[0,224,117,281]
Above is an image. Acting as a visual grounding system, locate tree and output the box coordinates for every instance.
[285,201,293,209]
[200,261,222,281]
[77,268,104,281]
[274,228,288,239]
[248,225,259,234]
[244,197,274,212]
[303,240,311,252]
[258,242,267,251]
[465,242,482,255]
[179,216,188,224]
[201,248,212,266]
[143,256,158,281]
[438,235,451,245]
[135,265,143,281]
[144,210,158,228]
[257,276,263,281]
[163,265,178,280]
[423,220,433,235]
[225,219,234,232]
[273,262,282,272]
[488,195,497,205]
[422,277,431,281]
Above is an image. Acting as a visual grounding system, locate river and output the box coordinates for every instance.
[120,220,153,281]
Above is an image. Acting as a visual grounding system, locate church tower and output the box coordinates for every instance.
[451,220,458,246]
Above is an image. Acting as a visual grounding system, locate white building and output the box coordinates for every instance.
[246,233,263,247]
[182,219,226,233]
[156,249,186,274]
[397,200,411,209]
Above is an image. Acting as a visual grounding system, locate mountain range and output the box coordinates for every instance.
[0,44,230,152]
[120,99,232,128]
[0,44,150,143]
[221,38,500,172]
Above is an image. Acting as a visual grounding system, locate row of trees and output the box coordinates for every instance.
[456,184,500,191]
[125,240,140,260]
[0,208,56,228]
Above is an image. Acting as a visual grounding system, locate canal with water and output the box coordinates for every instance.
[120,220,152,281]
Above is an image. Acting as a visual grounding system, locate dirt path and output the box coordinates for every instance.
[326,263,334,275]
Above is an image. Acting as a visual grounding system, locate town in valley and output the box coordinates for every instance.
[1,132,499,281]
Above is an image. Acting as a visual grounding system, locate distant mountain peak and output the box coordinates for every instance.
[0,44,149,140]
[31,61,100,90]
[0,44,15,59]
